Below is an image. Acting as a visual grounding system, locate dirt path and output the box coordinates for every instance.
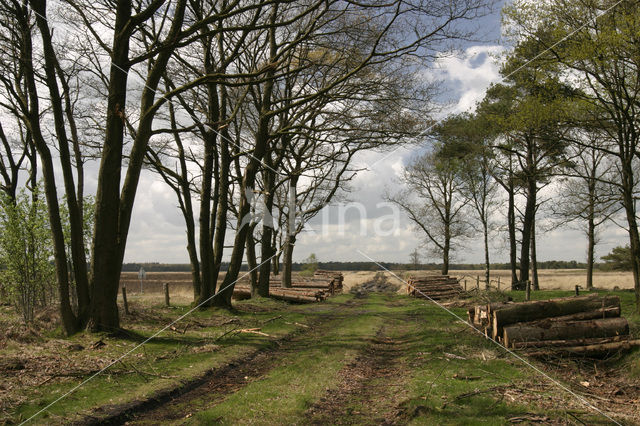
[304,326,408,425]
[81,291,636,425]
[111,299,366,425]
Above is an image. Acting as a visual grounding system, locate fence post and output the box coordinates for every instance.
[122,286,130,315]
[476,275,480,290]
[525,280,531,301]
[464,279,467,291]
[575,285,579,296]
[497,276,501,291]
[164,282,170,307]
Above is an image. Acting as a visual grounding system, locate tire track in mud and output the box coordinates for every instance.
[304,321,409,425]
[88,299,366,425]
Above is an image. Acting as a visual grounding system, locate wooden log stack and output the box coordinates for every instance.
[313,270,344,292]
[407,274,463,300]
[469,294,640,356]
[232,271,344,303]
[233,286,327,303]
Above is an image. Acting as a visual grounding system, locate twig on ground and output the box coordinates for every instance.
[238,328,270,337]
[262,315,283,324]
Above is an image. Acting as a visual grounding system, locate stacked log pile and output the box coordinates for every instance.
[233,286,327,303]
[469,294,640,356]
[313,270,344,292]
[407,274,463,300]
[233,271,344,303]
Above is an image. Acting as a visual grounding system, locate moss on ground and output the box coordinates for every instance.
[2,291,637,424]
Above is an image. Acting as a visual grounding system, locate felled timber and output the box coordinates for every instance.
[491,295,620,341]
[470,294,636,357]
[523,339,640,357]
[502,317,629,348]
[314,270,344,290]
[407,274,463,300]
[233,286,326,303]
[511,335,629,349]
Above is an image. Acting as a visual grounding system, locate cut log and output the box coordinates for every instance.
[486,301,512,318]
[492,295,620,341]
[233,286,325,303]
[503,317,629,348]
[473,306,488,327]
[525,307,620,325]
[523,339,640,357]
[512,335,629,349]
[407,274,463,300]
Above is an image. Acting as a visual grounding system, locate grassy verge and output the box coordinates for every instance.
[2,290,638,424]
[190,298,386,424]
[4,297,335,424]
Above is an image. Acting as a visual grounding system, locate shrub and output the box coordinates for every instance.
[0,185,55,323]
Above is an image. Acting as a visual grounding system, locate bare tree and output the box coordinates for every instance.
[388,150,471,274]
[463,149,500,287]
[437,113,500,285]
[552,134,619,289]
[409,248,421,270]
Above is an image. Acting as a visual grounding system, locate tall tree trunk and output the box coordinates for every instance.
[531,219,539,291]
[282,175,299,288]
[19,3,79,334]
[32,0,90,327]
[88,0,134,332]
[621,161,640,313]
[441,221,450,275]
[212,29,277,306]
[586,215,595,290]
[483,219,490,288]
[507,176,518,289]
[90,0,188,331]
[586,175,596,290]
[257,167,276,297]
[282,234,297,287]
[272,244,280,276]
[195,62,220,305]
[211,135,229,291]
[246,227,258,297]
[519,174,536,286]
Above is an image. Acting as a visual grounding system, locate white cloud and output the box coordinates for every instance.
[119,42,630,266]
[433,45,505,113]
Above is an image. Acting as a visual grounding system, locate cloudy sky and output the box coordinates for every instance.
[121,4,630,265]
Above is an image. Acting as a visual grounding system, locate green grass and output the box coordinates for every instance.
[192,311,383,424]
[5,290,638,424]
[8,298,325,424]
[187,294,575,424]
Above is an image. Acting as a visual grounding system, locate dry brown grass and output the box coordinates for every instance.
[449,269,635,290]
[119,269,635,302]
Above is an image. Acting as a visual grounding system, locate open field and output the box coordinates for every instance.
[1,278,639,424]
[342,269,636,293]
[450,269,636,291]
[120,269,636,301]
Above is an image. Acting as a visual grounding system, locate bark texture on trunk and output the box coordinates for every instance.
[531,220,539,291]
[282,175,299,288]
[257,166,276,297]
[503,317,628,348]
[246,228,258,297]
[506,177,518,289]
[32,3,91,327]
[483,219,490,288]
[20,4,79,334]
[519,175,536,286]
[282,234,296,289]
[586,208,595,290]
